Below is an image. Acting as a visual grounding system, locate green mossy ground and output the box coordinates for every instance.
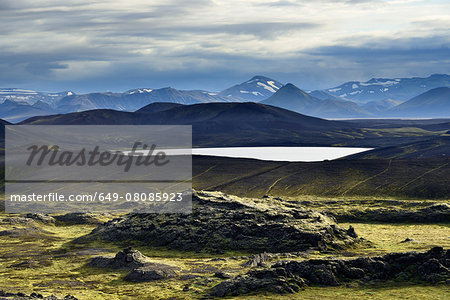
[0,196,449,299]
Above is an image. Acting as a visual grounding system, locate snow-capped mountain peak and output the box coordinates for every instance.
[127,88,153,95]
[219,75,283,101]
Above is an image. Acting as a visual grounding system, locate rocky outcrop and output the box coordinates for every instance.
[81,191,360,253]
[89,247,150,269]
[89,248,179,282]
[0,227,57,240]
[2,213,56,225]
[331,203,450,223]
[124,264,178,282]
[54,213,107,225]
[0,291,77,299]
[210,247,450,297]
[242,253,271,267]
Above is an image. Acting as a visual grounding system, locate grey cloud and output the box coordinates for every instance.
[0,0,448,93]
[25,61,68,75]
[128,22,323,40]
[259,0,383,5]
[182,22,321,38]
[308,35,450,62]
[257,1,303,7]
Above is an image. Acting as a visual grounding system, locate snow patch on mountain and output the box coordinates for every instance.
[257,82,277,93]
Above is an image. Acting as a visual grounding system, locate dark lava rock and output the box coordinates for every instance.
[242,252,271,267]
[214,271,233,279]
[80,191,359,253]
[210,247,450,297]
[333,203,450,223]
[0,227,57,240]
[124,263,179,282]
[0,291,77,299]
[89,247,150,269]
[2,214,55,225]
[400,238,415,243]
[54,213,106,225]
[89,248,179,282]
[25,213,56,224]
[8,259,52,269]
[211,268,306,297]
[347,225,358,238]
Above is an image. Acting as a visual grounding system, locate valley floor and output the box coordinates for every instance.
[0,196,448,299]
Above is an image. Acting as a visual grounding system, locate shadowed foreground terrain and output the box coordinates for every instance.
[192,156,450,199]
[0,114,449,299]
[0,190,448,299]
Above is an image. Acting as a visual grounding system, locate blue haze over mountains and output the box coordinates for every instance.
[1,74,449,122]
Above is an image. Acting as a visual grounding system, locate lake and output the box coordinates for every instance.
[189,147,372,162]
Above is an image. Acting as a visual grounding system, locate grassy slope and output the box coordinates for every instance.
[0,212,448,299]
[192,156,450,199]
[346,136,450,160]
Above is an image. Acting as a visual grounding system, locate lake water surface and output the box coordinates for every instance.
[190,147,372,162]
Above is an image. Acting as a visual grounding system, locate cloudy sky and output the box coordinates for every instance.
[1,0,449,93]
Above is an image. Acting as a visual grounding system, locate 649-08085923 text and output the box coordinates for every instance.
[8,192,185,202]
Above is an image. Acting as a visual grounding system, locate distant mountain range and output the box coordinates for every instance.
[319,74,450,103]
[1,76,284,122]
[262,83,450,118]
[0,88,73,105]
[1,74,449,121]
[261,83,372,118]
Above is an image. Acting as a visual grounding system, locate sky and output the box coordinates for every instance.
[1,0,449,93]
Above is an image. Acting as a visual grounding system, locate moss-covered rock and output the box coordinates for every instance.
[80,191,360,253]
[210,247,450,297]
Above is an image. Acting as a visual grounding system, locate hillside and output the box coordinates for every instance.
[261,83,371,118]
[0,118,10,138]
[387,87,450,117]
[135,102,184,113]
[20,102,446,148]
[346,136,450,159]
[22,102,362,147]
[192,155,450,199]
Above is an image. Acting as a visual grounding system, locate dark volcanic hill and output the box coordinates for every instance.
[19,102,447,147]
[387,87,450,117]
[135,102,184,113]
[21,102,363,147]
[0,118,10,135]
[0,118,10,155]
